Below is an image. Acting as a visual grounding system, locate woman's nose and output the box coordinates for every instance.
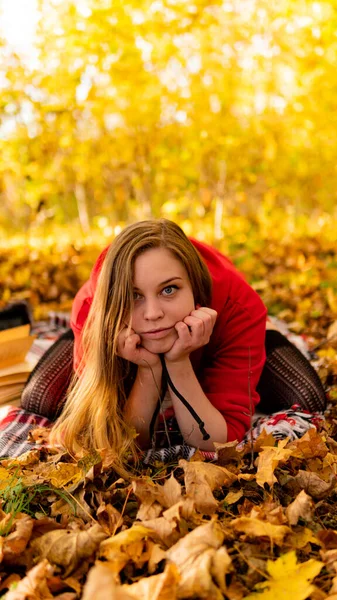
[144,298,164,320]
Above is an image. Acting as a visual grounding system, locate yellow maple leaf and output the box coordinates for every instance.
[244,551,323,600]
[256,439,293,488]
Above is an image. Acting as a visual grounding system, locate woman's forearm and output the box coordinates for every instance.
[124,364,162,448]
[165,358,228,450]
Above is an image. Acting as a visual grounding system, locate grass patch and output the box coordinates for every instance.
[0,471,76,536]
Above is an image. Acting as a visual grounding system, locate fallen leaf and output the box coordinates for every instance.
[179,459,236,514]
[132,475,182,521]
[0,467,19,491]
[167,520,231,599]
[132,479,163,520]
[285,489,315,525]
[213,440,243,464]
[2,513,34,561]
[28,427,51,445]
[148,544,167,574]
[230,517,291,545]
[1,450,41,468]
[5,558,54,600]
[0,574,21,593]
[82,562,134,599]
[141,515,179,547]
[31,524,108,576]
[256,439,293,488]
[123,563,180,599]
[159,474,183,508]
[243,551,323,600]
[224,489,244,505]
[288,428,328,459]
[327,320,337,348]
[97,502,124,535]
[318,530,337,549]
[285,528,320,550]
[319,548,337,570]
[294,470,336,499]
[43,463,84,488]
[99,524,158,576]
[253,429,276,452]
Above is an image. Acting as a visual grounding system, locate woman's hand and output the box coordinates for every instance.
[117,327,161,369]
[164,306,217,363]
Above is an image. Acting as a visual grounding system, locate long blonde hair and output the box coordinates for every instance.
[50,219,212,475]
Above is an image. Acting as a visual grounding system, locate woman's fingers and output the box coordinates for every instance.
[183,315,205,337]
[184,307,217,340]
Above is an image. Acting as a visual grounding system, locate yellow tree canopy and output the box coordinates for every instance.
[0,0,336,235]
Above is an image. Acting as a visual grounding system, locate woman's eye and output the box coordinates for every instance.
[162,285,178,296]
[133,292,142,300]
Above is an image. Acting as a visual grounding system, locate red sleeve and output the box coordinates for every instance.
[198,284,267,443]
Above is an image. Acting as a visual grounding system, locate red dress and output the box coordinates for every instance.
[70,239,267,442]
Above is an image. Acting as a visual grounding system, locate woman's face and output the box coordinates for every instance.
[130,247,195,354]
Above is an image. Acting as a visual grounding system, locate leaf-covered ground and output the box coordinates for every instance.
[0,232,337,599]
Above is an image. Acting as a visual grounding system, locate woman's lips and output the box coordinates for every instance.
[141,327,173,339]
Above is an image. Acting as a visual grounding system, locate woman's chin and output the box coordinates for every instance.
[142,335,177,355]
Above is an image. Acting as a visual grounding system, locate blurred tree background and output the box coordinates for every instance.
[0,0,337,345]
[1,0,337,243]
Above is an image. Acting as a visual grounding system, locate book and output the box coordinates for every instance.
[0,325,37,405]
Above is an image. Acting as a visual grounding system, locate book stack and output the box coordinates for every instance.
[0,324,37,406]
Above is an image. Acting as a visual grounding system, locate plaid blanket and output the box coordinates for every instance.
[0,313,326,461]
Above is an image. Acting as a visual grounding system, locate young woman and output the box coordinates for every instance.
[48,219,326,468]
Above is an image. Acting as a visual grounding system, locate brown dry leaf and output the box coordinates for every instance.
[319,548,337,570]
[237,473,256,481]
[224,489,244,505]
[99,524,157,576]
[97,502,124,535]
[249,501,287,526]
[133,475,182,521]
[179,459,236,514]
[132,479,163,521]
[327,320,337,348]
[82,562,134,600]
[294,470,336,499]
[123,563,180,600]
[141,500,188,547]
[213,440,243,464]
[159,474,182,508]
[256,439,293,488]
[288,428,329,459]
[1,450,41,468]
[148,544,167,574]
[31,523,107,577]
[27,426,51,445]
[285,527,320,550]
[230,517,291,545]
[0,574,21,593]
[32,517,64,538]
[5,558,54,600]
[318,530,337,549]
[141,515,179,547]
[286,490,314,525]
[3,514,34,561]
[167,520,231,599]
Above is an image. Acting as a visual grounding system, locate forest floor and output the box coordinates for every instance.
[0,229,337,599]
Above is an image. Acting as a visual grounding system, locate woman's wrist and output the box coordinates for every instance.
[164,355,192,374]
